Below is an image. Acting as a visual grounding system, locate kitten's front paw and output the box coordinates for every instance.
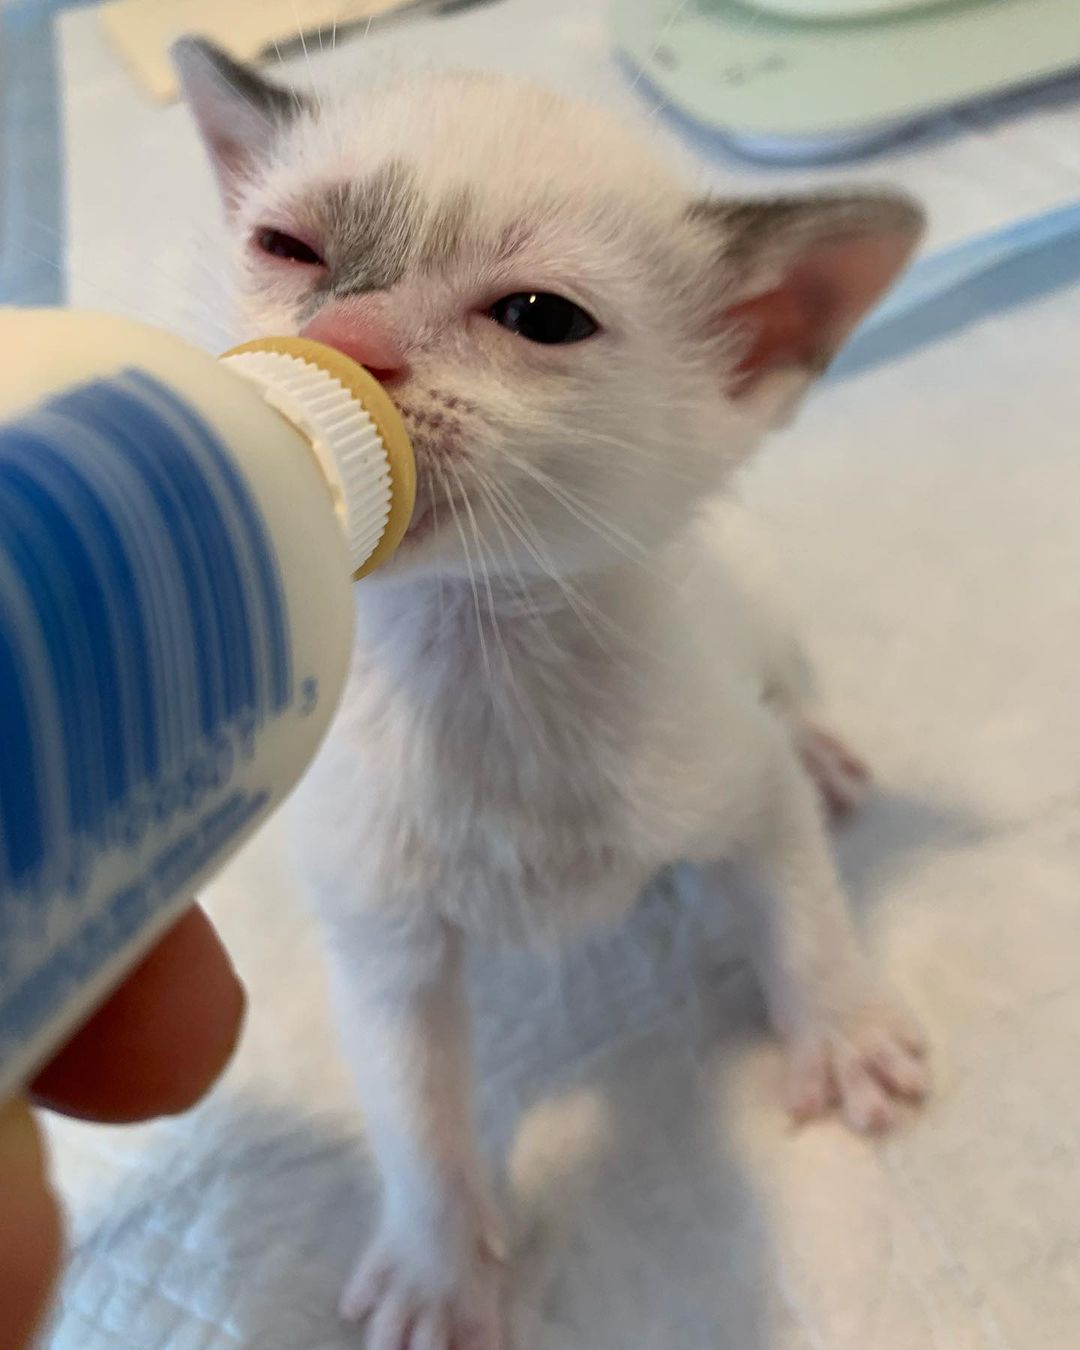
[784,997,929,1134]
[341,1224,510,1350]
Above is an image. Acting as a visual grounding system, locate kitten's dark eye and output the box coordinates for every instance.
[254,228,324,266]
[489,292,598,344]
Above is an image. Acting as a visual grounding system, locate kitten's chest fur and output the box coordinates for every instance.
[298,581,666,942]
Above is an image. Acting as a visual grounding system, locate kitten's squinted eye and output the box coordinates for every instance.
[254,227,325,267]
[489,293,598,345]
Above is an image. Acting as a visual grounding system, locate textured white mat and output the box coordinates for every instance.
[42,4,1080,1346]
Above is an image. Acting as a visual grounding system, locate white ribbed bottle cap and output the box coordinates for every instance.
[219,344,414,579]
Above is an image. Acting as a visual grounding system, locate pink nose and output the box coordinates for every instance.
[299,305,409,386]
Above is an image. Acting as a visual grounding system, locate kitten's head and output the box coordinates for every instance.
[176,40,922,584]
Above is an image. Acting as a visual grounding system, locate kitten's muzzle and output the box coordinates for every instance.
[299,304,409,388]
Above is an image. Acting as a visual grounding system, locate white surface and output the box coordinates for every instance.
[45,4,1080,1347]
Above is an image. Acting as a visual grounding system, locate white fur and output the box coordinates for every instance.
[188,66,928,1350]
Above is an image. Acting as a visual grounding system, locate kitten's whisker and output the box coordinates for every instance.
[482,481,588,612]
[471,478,569,671]
[452,468,550,741]
[293,7,312,74]
[483,480,631,666]
[501,452,678,588]
[514,415,707,489]
[511,469,684,593]
[504,454,651,563]
[436,464,493,683]
[448,462,502,651]
[541,419,706,480]
[270,44,312,117]
[428,490,448,625]
[491,478,675,670]
[556,437,702,480]
[306,22,330,114]
[210,52,281,129]
[481,479,582,606]
[273,11,324,116]
[470,476,563,647]
[542,450,698,494]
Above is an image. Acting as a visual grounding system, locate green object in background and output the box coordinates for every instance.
[614,0,1080,162]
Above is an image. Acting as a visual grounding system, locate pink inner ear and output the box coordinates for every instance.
[724,229,915,392]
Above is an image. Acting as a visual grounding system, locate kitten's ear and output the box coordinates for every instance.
[691,193,924,422]
[172,37,308,209]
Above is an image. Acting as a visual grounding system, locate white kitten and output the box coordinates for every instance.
[177,40,929,1350]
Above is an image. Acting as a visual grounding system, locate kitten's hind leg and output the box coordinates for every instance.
[709,508,871,820]
[702,708,927,1133]
[763,668,871,820]
[790,716,871,820]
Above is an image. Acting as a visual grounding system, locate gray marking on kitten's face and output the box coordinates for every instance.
[175,41,541,297]
[303,168,481,296]
[313,163,419,295]
[420,186,477,273]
